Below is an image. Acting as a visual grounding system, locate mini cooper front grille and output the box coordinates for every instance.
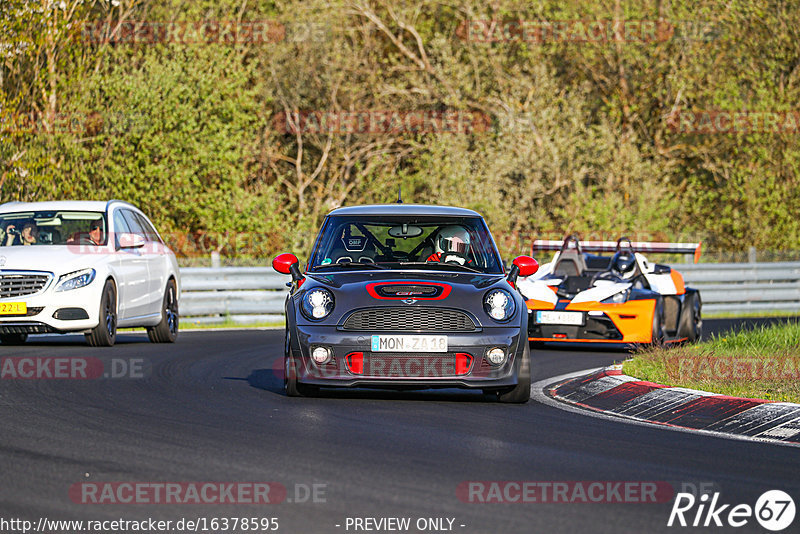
[0,273,51,298]
[342,307,476,332]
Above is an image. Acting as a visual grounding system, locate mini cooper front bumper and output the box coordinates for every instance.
[288,324,526,390]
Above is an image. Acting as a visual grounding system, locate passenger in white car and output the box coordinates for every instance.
[3,221,38,246]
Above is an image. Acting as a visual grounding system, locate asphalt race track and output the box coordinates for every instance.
[1,318,798,534]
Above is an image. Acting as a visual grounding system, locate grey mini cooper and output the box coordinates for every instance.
[272,204,538,402]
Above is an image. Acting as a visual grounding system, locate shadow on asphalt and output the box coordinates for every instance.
[0,333,151,347]
[241,367,505,403]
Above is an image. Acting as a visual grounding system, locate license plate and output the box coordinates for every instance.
[0,302,26,315]
[535,311,584,326]
[371,335,448,353]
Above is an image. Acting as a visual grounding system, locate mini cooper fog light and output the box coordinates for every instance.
[311,346,332,364]
[486,347,506,366]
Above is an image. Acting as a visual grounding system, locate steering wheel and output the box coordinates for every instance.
[591,270,622,284]
[440,251,469,265]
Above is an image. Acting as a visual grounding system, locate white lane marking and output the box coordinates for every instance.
[758,426,800,439]
[530,368,800,449]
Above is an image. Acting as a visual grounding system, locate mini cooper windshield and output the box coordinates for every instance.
[309,215,504,274]
[0,211,108,246]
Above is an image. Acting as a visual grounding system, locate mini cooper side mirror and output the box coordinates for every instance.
[508,255,538,284]
[273,253,303,281]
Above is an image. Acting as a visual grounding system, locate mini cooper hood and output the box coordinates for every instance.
[0,246,111,275]
[305,270,505,291]
[297,270,520,327]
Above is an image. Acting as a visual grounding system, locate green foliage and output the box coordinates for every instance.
[2,0,799,260]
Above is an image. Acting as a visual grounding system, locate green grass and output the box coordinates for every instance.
[119,319,283,332]
[704,310,800,319]
[623,321,800,403]
[180,319,283,330]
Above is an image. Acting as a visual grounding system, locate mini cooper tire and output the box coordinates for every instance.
[496,342,531,404]
[86,280,117,347]
[0,333,28,345]
[284,354,316,397]
[147,279,179,343]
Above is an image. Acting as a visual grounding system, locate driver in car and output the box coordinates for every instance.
[426,225,472,265]
[609,250,637,279]
[87,219,104,245]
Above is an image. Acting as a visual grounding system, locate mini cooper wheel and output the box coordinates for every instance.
[86,280,117,347]
[284,353,317,397]
[496,342,531,404]
[0,333,28,345]
[147,279,179,343]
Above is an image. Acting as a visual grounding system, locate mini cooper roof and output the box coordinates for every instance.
[328,204,481,217]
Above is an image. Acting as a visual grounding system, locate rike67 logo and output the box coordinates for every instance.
[668,490,795,531]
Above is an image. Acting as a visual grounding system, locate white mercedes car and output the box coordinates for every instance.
[0,200,180,346]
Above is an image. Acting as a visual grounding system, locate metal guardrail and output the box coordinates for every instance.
[180,267,287,324]
[679,262,800,314]
[179,262,800,323]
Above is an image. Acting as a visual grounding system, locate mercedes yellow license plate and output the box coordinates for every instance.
[0,302,26,315]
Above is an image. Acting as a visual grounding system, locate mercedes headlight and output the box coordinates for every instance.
[55,268,96,292]
[602,289,630,304]
[301,288,335,320]
[483,288,515,321]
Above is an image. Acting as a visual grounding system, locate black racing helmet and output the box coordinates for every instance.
[611,251,636,274]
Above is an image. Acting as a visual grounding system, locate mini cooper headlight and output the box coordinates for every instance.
[602,289,630,304]
[483,288,515,321]
[301,288,334,320]
[55,268,96,292]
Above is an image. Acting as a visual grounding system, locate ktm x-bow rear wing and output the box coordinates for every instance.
[531,236,702,263]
